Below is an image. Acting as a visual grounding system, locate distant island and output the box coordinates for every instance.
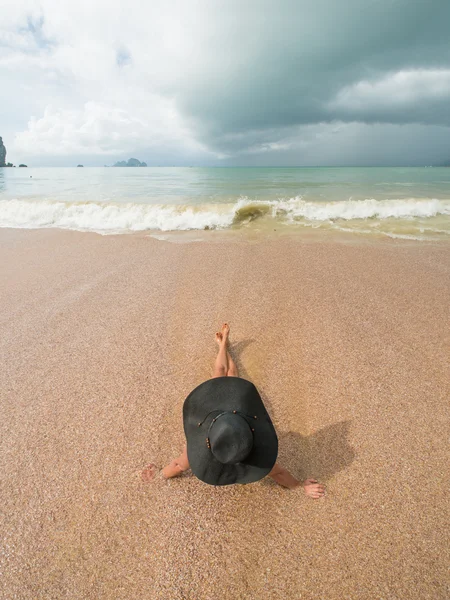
[77,164,84,167]
[0,136,26,167]
[0,136,7,167]
[112,158,147,167]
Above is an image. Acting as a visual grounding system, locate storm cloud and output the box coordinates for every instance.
[1,0,450,165]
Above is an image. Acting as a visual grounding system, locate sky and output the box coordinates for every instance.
[1,0,450,167]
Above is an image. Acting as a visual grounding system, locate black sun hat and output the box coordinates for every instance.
[183,377,278,486]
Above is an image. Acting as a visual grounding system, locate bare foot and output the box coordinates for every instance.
[221,323,230,343]
[303,479,326,499]
[215,331,223,346]
[141,463,157,483]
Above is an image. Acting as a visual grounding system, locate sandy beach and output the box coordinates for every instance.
[0,227,449,600]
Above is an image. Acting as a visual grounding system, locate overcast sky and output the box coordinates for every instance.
[1,0,450,166]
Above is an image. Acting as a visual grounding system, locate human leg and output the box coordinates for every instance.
[226,350,239,377]
[213,323,239,377]
[213,324,229,378]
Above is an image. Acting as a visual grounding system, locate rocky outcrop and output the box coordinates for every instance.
[0,137,6,167]
[112,158,147,167]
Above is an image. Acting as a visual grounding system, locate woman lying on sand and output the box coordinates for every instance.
[142,323,325,499]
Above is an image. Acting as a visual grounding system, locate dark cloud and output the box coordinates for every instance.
[4,0,450,165]
[173,0,450,155]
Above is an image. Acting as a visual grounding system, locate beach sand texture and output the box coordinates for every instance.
[0,228,449,600]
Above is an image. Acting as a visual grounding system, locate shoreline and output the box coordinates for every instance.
[2,223,450,245]
[1,227,449,599]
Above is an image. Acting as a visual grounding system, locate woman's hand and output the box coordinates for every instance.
[303,479,326,498]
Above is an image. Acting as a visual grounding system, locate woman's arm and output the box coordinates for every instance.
[268,462,326,498]
[268,462,301,489]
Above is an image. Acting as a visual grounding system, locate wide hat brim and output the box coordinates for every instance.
[183,377,278,486]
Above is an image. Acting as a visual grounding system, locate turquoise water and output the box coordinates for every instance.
[1,167,449,239]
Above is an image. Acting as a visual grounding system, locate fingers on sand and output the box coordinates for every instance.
[304,478,326,499]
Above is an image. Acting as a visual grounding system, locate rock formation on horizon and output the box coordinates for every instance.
[0,137,6,167]
[112,158,147,167]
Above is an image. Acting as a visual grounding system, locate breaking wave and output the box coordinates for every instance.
[0,197,449,235]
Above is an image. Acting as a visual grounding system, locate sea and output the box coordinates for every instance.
[1,166,449,241]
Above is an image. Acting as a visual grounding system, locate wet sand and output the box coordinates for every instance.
[0,228,449,600]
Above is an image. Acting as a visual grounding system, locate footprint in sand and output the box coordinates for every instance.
[141,463,157,482]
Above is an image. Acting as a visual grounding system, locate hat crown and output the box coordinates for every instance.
[209,412,254,464]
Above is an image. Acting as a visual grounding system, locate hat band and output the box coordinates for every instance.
[197,409,259,428]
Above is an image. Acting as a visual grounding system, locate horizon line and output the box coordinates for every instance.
[2,164,447,169]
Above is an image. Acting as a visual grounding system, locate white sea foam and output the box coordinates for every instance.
[0,199,235,233]
[273,196,450,221]
[0,197,449,235]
